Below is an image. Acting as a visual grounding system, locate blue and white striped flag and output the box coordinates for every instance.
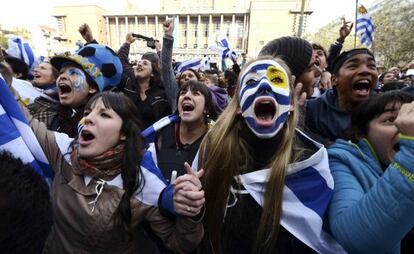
[209,32,237,62]
[142,114,179,143]
[175,57,210,73]
[232,129,346,253]
[0,74,53,184]
[356,4,374,48]
[6,35,39,72]
[137,114,179,206]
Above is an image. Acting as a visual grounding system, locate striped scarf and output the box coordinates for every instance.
[71,143,125,181]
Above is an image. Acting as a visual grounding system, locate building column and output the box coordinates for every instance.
[242,14,246,51]
[155,16,159,38]
[187,15,190,49]
[176,16,180,47]
[125,16,129,34]
[231,14,236,48]
[220,15,224,31]
[145,16,149,34]
[209,15,213,37]
[145,16,149,50]
[197,15,201,50]
[115,16,120,49]
[245,15,250,54]
[105,17,111,48]
[134,16,138,52]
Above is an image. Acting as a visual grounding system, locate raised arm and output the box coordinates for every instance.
[327,19,353,72]
[117,33,136,80]
[160,18,179,112]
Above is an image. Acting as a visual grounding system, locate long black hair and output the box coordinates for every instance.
[82,91,145,232]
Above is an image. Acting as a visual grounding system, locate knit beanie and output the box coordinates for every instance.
[259,36,313,78]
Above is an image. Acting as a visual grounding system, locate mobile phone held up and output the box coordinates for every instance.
[132,33,157,49]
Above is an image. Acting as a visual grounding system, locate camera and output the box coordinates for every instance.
[132,33,158,49]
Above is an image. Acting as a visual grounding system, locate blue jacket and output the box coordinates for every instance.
[328,137,414,253]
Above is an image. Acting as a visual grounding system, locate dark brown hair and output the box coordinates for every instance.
[352,91,414,139]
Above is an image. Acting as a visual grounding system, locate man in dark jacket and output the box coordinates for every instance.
[305,48,378,146]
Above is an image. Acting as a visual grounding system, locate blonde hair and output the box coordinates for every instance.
[200,56,299,254]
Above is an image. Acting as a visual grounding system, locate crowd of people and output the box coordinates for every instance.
[0,16,413,254]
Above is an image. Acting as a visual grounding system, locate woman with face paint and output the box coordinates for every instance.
[328,91,414,254]
[9,90,204,253]
[28,44,123,138]
[197,57,344,254]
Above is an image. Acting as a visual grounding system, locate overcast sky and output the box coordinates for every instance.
[0,0,377,33]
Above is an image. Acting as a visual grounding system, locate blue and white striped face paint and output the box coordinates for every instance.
[60,68,87,92]
[239,59,291,139]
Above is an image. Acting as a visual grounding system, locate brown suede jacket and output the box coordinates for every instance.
[27,117,203,254]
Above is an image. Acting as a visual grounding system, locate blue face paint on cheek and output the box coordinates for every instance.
[238,59,291,139]
[68,68,87,92]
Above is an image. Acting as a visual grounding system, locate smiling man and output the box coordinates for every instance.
[305,48,378,146]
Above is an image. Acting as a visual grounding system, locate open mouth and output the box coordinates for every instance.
[254,98,276,126]
[352,80,372,96]
[182,102,195,112]
[393,143,400,152]
[80,129,95,144]
[58,83,73,95]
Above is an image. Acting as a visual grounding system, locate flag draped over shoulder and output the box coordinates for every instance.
[0,74,53,184]
[234,129,346,254]
[135,115,179,206]
[356,4,374,48]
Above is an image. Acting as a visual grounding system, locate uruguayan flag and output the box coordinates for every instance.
[142,114,179,143]
[137,114,180,207]
[0,74,53,184]
[356,4,374,48]
[209,31,237,62]
[231,129,346,253]
[6,35,39,72]
[175,57,210,73]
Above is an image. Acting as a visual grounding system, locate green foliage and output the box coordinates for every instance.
[372,0,414,69]
[305,20,362,52]
[306,0,414,69]
[0,25,32,49]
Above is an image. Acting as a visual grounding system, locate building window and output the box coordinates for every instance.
[56,16,66,36]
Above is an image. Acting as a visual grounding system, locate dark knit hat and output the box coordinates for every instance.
[259,36,313,78]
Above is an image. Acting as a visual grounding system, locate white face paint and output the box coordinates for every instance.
[239,59,291,139]
[61,68,86,92]
[57,65,94,108]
